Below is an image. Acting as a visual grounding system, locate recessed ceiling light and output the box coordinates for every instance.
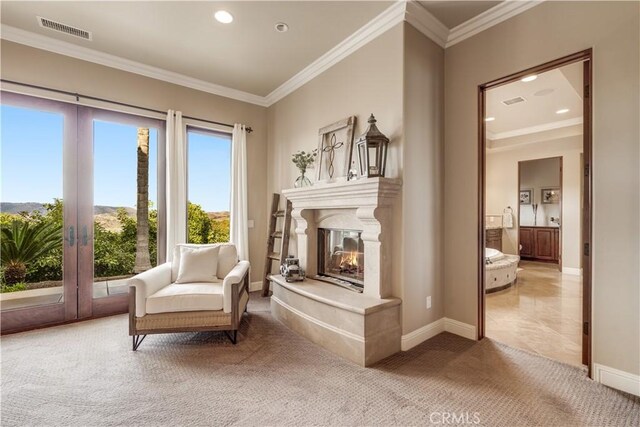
[556,108,570,114]
[275,22,289,32]
[214,10,233,24]
[484,117,496,122]
[521,75,538,82]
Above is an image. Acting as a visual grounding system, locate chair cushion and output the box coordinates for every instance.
[217,244,239,278]
[172,243,238,282]
[146,282,224,314]
[175,245,220,283]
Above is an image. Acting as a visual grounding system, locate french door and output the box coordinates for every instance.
[1,92,165,332]
[78,108,165,318]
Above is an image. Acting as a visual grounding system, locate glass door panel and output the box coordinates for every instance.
[78,108,165,317]
[0,92,78,331]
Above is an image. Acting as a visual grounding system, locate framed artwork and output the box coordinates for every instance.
[315,116,356,182]
[542,188,561,204]
[519,189,532,205]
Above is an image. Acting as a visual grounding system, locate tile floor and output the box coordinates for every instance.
[486,260,584,367]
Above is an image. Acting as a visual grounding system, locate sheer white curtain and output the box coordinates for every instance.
[230,124,249,261]
[166,110,187,260]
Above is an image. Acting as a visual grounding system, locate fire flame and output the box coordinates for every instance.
[340,251,359,268]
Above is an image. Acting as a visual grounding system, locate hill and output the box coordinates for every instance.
[208,211,230,221]
[2,203,229,233]
[1,202,135,216]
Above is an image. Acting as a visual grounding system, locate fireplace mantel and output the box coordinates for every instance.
[282,177,401,209]
[282,177,401,299]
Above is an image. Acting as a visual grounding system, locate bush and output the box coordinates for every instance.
[1,282,28,293]
[1,199,229,283]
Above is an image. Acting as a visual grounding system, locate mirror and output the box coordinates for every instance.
[519,157,561,227]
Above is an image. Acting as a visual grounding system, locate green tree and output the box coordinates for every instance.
[209,218,230,243]
[2,198,162,284]
[28,199,64,282]
[108,206,158,277]
[1,221,62,285]
[188,202,212,244]
[0,212,22,228]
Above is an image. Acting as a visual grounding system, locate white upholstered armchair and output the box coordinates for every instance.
[128,243,250,350]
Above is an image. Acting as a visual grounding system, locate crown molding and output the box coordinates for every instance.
[267,0,544,104]
[0,24,269,107]
[264,1,407,105]
[404,1,448,48]
[446,0,544,48]
[1,1,545,108]
[489,116,583,141]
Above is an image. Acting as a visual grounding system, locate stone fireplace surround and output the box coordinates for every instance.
[269,177,402,366]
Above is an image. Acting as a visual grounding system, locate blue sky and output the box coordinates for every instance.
[1,105,231,213]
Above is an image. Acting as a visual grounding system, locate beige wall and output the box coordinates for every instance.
[266,23,404,300]
[402,24,445,330]
[266,22,446,335]
[0,41,268,283]
[444,1,640,374]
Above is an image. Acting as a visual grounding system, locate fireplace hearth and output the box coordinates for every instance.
[271,178,402,366]
[317,228,364,290]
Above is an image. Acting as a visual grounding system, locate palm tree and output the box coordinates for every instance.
[134,128,152,273]
[1,221,61,285]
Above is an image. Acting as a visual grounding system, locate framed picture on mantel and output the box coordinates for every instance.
[315,116,356,183]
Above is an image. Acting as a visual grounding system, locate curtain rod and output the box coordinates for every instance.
[0,79,253,133]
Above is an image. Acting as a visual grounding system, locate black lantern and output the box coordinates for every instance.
[355,114,390,178]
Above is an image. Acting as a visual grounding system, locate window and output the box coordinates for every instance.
[186,127,231,244]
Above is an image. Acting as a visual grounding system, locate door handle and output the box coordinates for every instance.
[81,225,89,246]
[65,226,75,247]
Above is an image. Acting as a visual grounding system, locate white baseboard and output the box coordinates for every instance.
[593,363,640,397]
[562,267,583,276]
[401,319,445,351]
[250,281,263,292]
[401,317,477,351]
[444,317,477,340]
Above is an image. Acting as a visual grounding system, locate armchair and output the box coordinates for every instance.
[128,243,250,350]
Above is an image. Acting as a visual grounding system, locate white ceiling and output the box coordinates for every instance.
[0,1,392,96]
[0,1,540,105]
[486,62,583,140]
[418,0,502,28]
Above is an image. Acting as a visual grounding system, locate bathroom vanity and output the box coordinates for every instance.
[519,226,559,262]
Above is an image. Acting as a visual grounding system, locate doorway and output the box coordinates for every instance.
[478,50,592,373]
[1,92,166,332]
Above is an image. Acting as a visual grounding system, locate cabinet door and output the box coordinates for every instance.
[534,229,555,260]
[519,228,534,257]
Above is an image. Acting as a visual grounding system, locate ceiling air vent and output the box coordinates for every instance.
[502,96,526,106]
[37,16,92,40]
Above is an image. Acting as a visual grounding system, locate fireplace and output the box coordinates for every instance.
[317,228,365,290]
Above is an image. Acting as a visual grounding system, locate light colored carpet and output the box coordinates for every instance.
[1,293,638,426]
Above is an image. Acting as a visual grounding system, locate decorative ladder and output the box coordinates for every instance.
[262,193,292,296]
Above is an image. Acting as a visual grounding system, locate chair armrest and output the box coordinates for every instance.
[222,261,250,313]
[128,262,172,317]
